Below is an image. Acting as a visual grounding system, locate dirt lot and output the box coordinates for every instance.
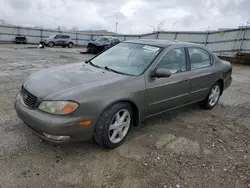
[0,44,249,188]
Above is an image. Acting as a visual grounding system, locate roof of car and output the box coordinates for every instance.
[124,39,202,48]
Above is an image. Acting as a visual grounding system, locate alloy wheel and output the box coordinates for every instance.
[208,85,220,106]
[108,109,131,144]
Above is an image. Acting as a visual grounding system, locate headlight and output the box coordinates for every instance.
[38,101,78,115]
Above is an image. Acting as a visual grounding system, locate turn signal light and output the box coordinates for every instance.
[62,103,78,113]
[79,120,92,126]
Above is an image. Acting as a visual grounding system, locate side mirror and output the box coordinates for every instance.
[152,68,171,78]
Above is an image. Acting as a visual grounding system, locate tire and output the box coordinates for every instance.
[94,102,133,149]
[62,46,66,48]
[48,42,54,47]
[68,42,73,48]
[87,44,94,53]
[200,82,222,109]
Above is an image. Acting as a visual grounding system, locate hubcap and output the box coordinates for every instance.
[208,85,220,106]
[109,109,131,144]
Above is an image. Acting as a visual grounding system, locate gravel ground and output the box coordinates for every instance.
[0,44,249,188]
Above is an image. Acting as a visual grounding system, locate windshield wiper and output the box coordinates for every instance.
[85,61,101,69]
[104,66,131,76]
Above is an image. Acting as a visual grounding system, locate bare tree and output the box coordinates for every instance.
[0,19,8,25]
[149,21,165,32]
[33,25,43,29]
[71,26,79,31]
[56,25,67,31]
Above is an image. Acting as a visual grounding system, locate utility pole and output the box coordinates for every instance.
[205,26,210,47]
[239,19,250,53]
[115,22,118,33]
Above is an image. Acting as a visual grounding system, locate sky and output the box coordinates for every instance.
[0,0,249,34]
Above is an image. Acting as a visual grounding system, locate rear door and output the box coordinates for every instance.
[62,35,70,45]
[186,47,217,102]
[145,47,191,117]
[103,37,111,46]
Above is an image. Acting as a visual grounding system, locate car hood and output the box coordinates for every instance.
[23,63,126,98]
[40,38,49,41]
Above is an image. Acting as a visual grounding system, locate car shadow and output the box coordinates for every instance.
[15,103,202,157]
[128,103,201,139]
[47,103,201,152]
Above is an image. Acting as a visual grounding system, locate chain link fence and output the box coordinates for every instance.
[0,25,249,57]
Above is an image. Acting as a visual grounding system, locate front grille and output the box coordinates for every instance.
[21,86,38,108]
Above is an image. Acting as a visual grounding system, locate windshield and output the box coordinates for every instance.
[90,42,162,76]
[49,35,57,39]
[95,37,110,43]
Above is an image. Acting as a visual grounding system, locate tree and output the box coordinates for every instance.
[56,25,67,31]
[0,19,7,25]
[71,26,79,31]
[34,25,43,29]
[149,21,165,32]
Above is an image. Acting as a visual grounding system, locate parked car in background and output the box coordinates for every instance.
[15,39,232,149]
[40,34,74,48]
[84,36,120,54]
[15,35,27,44]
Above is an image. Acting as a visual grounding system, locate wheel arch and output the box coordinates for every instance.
[99,99,140,127]
[48,41,55,46]
[216,79,224,95]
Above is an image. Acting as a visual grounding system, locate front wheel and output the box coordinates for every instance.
[48,42,54,47]
[200,82,221,109]
[94,102,133,149]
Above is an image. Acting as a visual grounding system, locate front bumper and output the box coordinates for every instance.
[39,41,47,45]
[14,92,96,143]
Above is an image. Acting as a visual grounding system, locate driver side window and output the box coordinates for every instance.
[156,48,186,74]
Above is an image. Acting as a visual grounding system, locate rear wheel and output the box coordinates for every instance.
[94,102,133,149]
[48,42,54,47]
[68,42,73,48]
[200,82,221,109]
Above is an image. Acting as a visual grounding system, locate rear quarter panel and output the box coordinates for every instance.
[214,59,232,90]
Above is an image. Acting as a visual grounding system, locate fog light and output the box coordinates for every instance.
[43,133,70,141]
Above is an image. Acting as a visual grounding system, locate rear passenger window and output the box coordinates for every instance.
[188,48,212,70]
[156,48,186,74]
[63,35,70,39]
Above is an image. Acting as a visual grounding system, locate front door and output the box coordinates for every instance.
[54,35,62,45]
[145,47,190,117]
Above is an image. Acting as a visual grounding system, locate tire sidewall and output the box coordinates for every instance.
[48,42,54,47]
[95,103,133,149]
[205,82,221,109]
[68,43,73,48]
